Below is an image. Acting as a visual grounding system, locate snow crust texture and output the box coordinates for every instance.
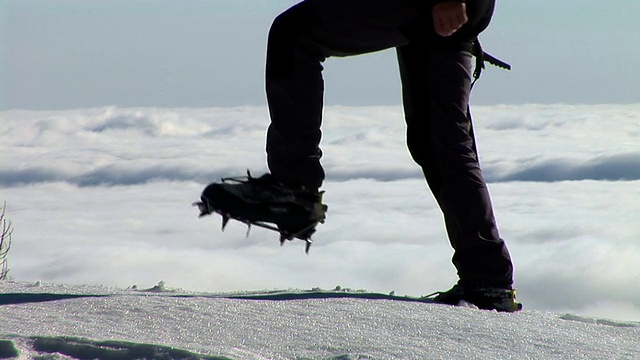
[1,282,638,359]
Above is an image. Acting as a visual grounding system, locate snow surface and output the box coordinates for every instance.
[0,281,638,359]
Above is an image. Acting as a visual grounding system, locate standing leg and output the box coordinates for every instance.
[265,0,418,189]
[397,43,514,288]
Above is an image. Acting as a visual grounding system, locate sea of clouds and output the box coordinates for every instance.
[1,104,639,322]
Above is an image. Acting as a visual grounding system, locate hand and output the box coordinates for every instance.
[432,1,468,37]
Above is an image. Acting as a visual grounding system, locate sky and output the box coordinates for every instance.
[1,282,638,359]
[1,104,639,322]
[2,0,640,110]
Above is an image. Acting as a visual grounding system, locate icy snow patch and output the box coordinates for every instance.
[0,281,638,359]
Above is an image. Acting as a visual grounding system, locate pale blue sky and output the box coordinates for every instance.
[2,0,639,110]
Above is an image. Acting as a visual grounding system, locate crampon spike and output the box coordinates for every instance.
[304,239,312,254]
[192,201,210,217]
[221,214,230,231]
[246,223,251,237]
[279,234,287,246]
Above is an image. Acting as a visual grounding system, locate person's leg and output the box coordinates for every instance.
[265,0,419,189]
[397,44,514,288]
[200,0,422,246]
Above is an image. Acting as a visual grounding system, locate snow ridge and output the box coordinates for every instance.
[1,282,639,359]
[0,335,228,360]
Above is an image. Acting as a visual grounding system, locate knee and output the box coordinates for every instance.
[267,2,320,77]
[268,1,318,45]
[406,129,430,167]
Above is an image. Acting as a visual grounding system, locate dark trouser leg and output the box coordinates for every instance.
[397,44,514,288]
[265,0,417,189]
[266,0,513,287]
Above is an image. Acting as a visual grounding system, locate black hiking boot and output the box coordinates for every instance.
[426,283,523,312]
[194,172,327,252]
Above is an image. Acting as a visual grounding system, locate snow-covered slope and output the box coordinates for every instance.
[1,281,638,359]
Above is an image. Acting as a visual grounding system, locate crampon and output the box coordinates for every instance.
[194,172,327,253]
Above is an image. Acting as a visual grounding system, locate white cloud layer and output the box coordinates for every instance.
[1,104,639,321]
